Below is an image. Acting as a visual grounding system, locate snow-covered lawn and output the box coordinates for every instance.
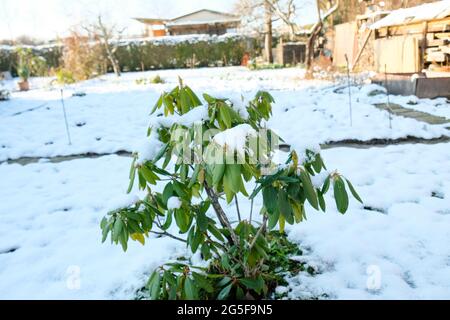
[0,67,449,300]
[1,143,449,299]
[286,143,450,300]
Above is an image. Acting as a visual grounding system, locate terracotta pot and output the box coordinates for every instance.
[18,80,29,91]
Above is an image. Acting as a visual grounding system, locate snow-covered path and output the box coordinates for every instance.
[0,142,449,299]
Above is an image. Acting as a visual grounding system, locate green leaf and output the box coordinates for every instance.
[240,277,264,294]
[203,93,215,104]
[147,271,161,300]
[127,159,136,194]
[184,277,197,300]
[312,154,323,173]
[268,208,280,230]
[162,183,174,206]
[101,221,111,243]
[119,228,128,251]
[113,218,123,242]
[223,177,235,204]
[140,166,158,185]
[151,94,163,114]
[100,217,108,229]
[199,200,211,214]
[322,175,331,194]
[212,164,226,186]
[201,242,211,260]
[172,181,188,200]
[208,223,224,242]
[221,254,231,270]
[278,190,294,224]
[236,286,245,300]
[175,210,190,233]
[292,201,304,223]
[138,171,146,190]
[218,283,233,300]
[179,89,190,114]
[185,86,202,106]
[220,106,232,128]
[217,276,232,287]
[318,191,326,212]
[345,178,363,204]
[300,170,319,210]
[192,272,214,293]
[180,164,188,183]
[262,186,278,214]
[239,178,249,197]
[153,144,168,164]
[197,211,208,232]
[161,211,173,230]
[334,177,349,214]
[189,165,201,188]
[224,164,241,194]
[191,228,203,253]
[279,215,286,233]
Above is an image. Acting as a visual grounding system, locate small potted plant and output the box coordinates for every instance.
[15,48,33,92]
[17,65,30,91]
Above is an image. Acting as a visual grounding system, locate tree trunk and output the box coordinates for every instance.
[104,43,121,77]
[264,0,273,64]
[305,24,322,72]
[306,0,324,74]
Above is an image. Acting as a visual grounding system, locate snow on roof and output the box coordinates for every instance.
[135,9,239,27]
[165,19,240,27]
[370,0,450,29]
[170,9,238,22]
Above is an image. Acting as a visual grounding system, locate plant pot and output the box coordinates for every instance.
[18,80,29,91]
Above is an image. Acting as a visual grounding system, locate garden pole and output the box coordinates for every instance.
[384,65,393,129]
[60,89,72,145]
[344,54,353,127]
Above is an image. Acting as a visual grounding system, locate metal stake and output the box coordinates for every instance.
[60,89,72,145]
[344,54,353,127]
[384,65,393,129]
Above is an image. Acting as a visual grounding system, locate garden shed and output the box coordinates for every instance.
[369,0,450,98]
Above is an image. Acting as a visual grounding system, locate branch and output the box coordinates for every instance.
[304,0,339,34]
[249,214,268,252]
[150,231,187,243]
[204,181,240,247]
[152,215,187,243]
[249,198,254,224]
[235,196,242,222]
[267,0,339,36]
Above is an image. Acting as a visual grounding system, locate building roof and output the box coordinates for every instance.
[134,9,240,27]
[370,0,450,29]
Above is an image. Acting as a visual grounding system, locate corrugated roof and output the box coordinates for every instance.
[370,0,450,29]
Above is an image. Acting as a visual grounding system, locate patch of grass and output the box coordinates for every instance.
[135,75,165,85]
[248,63,286,71]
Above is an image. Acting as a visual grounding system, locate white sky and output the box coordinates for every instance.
[0,0,317,40]
[0,0,234,40]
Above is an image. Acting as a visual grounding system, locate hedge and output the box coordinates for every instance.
[0,34,259,76]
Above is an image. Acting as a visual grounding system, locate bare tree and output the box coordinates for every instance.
[264,0,339,72]
[264,1,274,63]
[84,16,123,77]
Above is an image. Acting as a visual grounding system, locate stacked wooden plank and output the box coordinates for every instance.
[425,31,450,64]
